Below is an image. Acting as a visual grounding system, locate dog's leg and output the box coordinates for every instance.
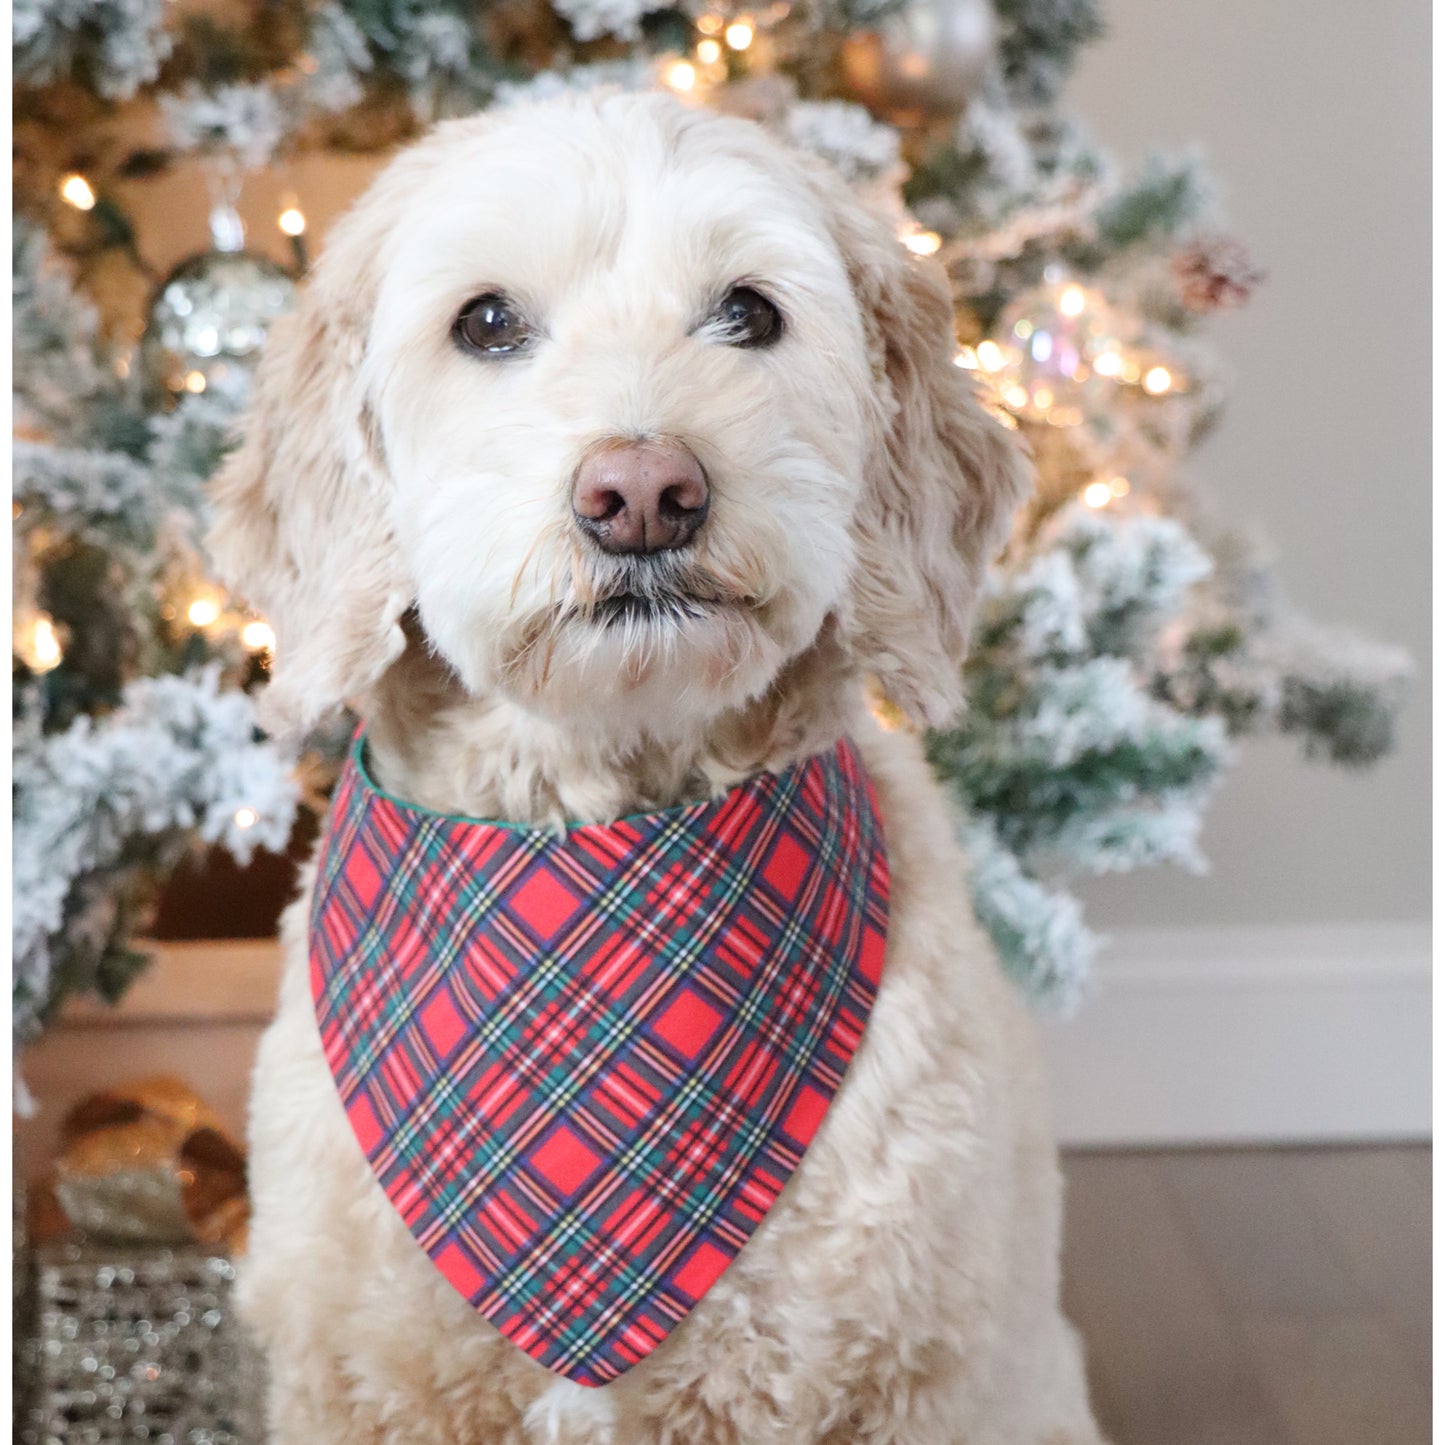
[261,1354,386,1445]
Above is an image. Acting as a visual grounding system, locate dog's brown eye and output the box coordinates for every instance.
[710,286,783,349]
[454,293,532,356]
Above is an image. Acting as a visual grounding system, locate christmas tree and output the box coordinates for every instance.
[12,0,1410,1041]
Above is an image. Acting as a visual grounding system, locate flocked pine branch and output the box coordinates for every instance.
[13,667,299,1042]
[13,0,172,100]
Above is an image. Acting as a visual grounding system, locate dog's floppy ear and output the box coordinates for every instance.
[813,174,1033,728]
[206,158,426,740]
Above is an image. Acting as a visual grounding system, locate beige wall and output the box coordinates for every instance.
[1065,0,1431,930]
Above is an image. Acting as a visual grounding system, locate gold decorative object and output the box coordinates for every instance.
[51,1075,249,1253]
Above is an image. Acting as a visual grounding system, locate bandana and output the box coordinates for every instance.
[310,733,889,1387]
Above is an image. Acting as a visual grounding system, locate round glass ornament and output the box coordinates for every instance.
[142,202,295,400]
[983,279,1130,428]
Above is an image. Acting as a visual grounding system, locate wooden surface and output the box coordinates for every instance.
[1062,1145,1432,1445]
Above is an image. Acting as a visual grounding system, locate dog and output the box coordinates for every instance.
[208,90,1106,1445]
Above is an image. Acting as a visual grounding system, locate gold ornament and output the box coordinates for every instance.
[51,1075,249,1252]
[841,0,995,125]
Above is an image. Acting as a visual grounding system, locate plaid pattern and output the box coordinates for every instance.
[309,734,889,1387]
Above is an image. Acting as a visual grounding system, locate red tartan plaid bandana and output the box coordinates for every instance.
[310,733,889,1386]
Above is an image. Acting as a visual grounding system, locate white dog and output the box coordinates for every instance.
[209,90,1106,1445]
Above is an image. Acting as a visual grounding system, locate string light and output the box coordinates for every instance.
[902,230,942,257]
[1059,284,1086,318]
[725,18,754,49]
[59,174,96,210]
[974,339,1005,372]
[31,617,62,672]
[1082,481,1114,508]
[183,370,207,393]
[277,206,306,237]
[696,37,722,62]
[242,620,276,652]
[1143,365,1173,395]
[954,347,978,369]
[1109,475,1131,498]
[697,12,723,31]
[187,596,221,628]
[868,695,906,732]
[664,59,697,91]
[233,807,259,830]
[1092,350,1123,378]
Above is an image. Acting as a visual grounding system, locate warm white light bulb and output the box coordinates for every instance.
[1109,475,1131,498]
[59,174,96,211]
[696,37,721,62]
[31,617,62,672]
[665,59,697,91]
[242,620,276,652]
[903,230,942,257]
[278,207,306,237]
[974,339,1004,372]
[1059,284,1086,318]
[1092,350,1123,378]
[725,18,754,49]
[1143,365,1173,395]
[184,370,207,394]
[234,807,259,830]
[188,597,221,627]
[1082,481,1113,508]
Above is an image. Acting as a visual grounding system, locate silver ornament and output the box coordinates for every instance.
[842,0,995,124]
[143,200,295,399]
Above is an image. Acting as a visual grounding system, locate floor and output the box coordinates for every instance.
[1060,1145,1431,1445]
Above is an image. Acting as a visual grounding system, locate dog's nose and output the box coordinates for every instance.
[572,439,709,555]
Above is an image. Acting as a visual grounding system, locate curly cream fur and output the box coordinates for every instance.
[211,92,1104,1444]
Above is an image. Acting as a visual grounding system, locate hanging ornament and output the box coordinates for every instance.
[840,0,995,125]
[142,164,295,402]
[973,276,1127,428]
[1170,234,1265,315]
[964,271,1204,512]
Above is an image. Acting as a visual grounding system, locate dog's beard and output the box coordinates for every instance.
[492,543,783,710]
[569,551,745,625]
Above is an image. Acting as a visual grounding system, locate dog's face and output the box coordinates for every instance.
[370,100,871,733]
[209,93,1029,745]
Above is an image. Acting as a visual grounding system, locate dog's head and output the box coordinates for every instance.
[209,92,1029,745]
